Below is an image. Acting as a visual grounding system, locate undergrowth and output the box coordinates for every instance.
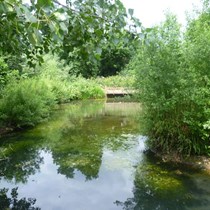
[0,55,105,128]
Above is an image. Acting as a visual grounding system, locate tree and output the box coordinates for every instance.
[181,5,210,154]
[99,30,138,77]
[131,7,210,155]
[0,0,141,75]
[133,13,188,154]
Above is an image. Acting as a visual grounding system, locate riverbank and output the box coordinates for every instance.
[0,127,14,137]
[151,150,210,175]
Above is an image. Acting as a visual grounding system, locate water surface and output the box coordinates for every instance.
[0,100,210,210]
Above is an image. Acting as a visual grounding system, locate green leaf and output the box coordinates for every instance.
[60,22,68,32]
[0,2,8,13]
[37,0,52,8]
[22,6,38,23]
[95,29,103,37]
[49,22,55,32]
[28,33,36,46]
[145,28,153,33]
[94,53,101,60]
[96,47,102,55]
[128,8,134,16]
[34,28,43,43]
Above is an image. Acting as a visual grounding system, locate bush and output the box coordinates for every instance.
[0,57,19,93]
[0,54,106,129]
[132,14,191,155]
[131,12,210,155]
[69,77,105,100]
[0,78,55,127]
[181,10,210,154]
[34,54,105,103]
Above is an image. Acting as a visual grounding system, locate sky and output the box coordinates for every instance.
[121,0,202,27]
[23,0,203,27]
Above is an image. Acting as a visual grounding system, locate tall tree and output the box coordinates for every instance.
[0,0,141,74]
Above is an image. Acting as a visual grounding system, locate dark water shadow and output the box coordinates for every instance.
[0,187,40,210]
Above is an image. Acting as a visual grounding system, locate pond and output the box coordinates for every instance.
[1,100,210,210]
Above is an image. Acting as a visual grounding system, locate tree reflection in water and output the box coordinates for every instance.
[45,101,139,180]
[0,143,43,183]
[0,101,139,182]
[0,187,40,210]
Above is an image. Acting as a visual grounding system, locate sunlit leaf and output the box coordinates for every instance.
[22,5,38,22]
[60,22,68,32]
[34,28,42,43]
[28,33,36,46]
[37,0,52,8]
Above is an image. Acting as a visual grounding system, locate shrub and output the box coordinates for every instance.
[34,54,70,81]
[132,14,190,154]
[69,77,105,100]
[33,54,105,102]
[0,54,106,129]
[0,78,55,127]
[132,12,210,155]
[181,10,210,154]
[0,57,19,93]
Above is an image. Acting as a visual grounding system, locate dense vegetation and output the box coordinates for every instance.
[0,55,107,128]
[128,6,210,155]
[1,0,210,157]
[0,0,138,130]
[0,0,139,77]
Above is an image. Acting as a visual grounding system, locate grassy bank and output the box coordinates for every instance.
[0,56,135,135]
[0,56,105,133]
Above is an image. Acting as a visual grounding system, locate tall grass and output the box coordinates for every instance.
[94,75,135,88]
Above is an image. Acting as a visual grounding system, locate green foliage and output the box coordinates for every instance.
[0,57,19,93]
[59,0,135,77]
[98,30,139,77]
[95,75,135,88]
[99,47,132,77]
[70,77,105,100]
[0,53,105,129]
[0,0,140,71]
[0,78,55,127]
[33,54,105,102]
[61,47,100,78]
[0,58,10,91]
[131,12,210,155]
[0,0,141,128]
[181,8,210,154]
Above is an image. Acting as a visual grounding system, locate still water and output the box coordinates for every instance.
[0,100,210,210]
